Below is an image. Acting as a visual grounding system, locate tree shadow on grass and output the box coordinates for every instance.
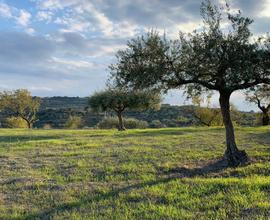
[116,127,226,138]
[17,158,230,220]
[0,135,63,143]
[118,129,206,138]
[161,158,229,178]
[245,131,270,145]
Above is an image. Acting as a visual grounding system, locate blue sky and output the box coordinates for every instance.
[0,0,269,111]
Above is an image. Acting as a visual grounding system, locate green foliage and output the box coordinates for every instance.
[89,89,161,113]
[149,119,166,128]
[0,89,40,128]
[246,85,270,125]
[0,127,269,219]
[110,3,269,93]
[109,0,270,165]
[97,117,148,129]
[43,124,53,129]
[64,116,83,129]
[255,112,270,126]
[0,97,256,128]
[5,116,28,128]
[89,89,161,130]
[246,85,270,106]
[194,107,223,126]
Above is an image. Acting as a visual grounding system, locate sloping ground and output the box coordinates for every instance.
[0,127,269,219]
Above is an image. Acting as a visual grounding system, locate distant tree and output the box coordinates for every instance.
[0,89,40,128]
[245,85,270,125]
[109,1,270,166]
[5,117,28,128]
[97,117,148,129]
[192,94,223,127]
[149,120,166,128]
[89,89,161,131]
[194,107,222,127]
[64,116,83,129]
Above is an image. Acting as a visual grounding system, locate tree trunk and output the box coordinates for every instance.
[262,111,269,126]
[117,112,125,131]
[21,117,32,129]
[26,120,32,129]
[219,92,248,167]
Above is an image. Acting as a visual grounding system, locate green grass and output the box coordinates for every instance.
[0,127,269,219]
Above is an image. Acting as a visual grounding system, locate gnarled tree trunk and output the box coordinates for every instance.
[117,111,125,131]
[26,121,32,129]
[21,116,33,129]
[219,91,248,167]
[262,111,269,126]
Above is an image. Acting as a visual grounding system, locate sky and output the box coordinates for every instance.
[0,0,269,111]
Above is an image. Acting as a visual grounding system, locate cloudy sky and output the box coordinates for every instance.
[0,0,269,110]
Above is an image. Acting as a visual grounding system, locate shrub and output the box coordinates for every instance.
[43,124,52,129]
[64,116,83,129]
[149,120,166,128]
[5,117,28,128]
[97,117,148,129]
[254,113,269,126]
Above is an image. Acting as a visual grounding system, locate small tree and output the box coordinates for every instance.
[89,89,161,131]
[192,94,223,127]
[194,107,223,127]
[65,116,83,129]
[5,117,28,128]
[246,85,270,125]
[109,1,270,166]
[97,117,148,129]
[0,89,40,128]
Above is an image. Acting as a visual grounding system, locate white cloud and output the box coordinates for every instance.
[0,2,34,33]
[16,9,32,27]
[80,2,114,36]
[51,57,94,69]
[36,0,79,10]
[258,0,270,17]
[29,86,53,92]
[0,2,12,18]
[36,10,53,22]
[173,21,201,35]
[25,28,35,35]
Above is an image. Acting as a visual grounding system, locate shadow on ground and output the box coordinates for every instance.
[244,131,270,145]
[161,158,229,177]
[17,158,231,220]
[0,135,62,143]
[117,128,223,138]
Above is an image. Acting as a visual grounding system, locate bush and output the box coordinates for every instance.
[254,113,269,126]
[149,120,166,128]
[43,124,52,129]
[64,116,83,129]
[5,117,28,128]
[97,117,148,129]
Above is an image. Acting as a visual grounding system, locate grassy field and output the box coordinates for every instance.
[0,127,269,219]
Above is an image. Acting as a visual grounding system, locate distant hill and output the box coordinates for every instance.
[40,96,88,110]
[0,96,257,128]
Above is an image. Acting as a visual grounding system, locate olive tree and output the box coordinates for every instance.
[109,1,270,166]
[0,89,41,128]
[246,85,270,125]
[89,89,161,131]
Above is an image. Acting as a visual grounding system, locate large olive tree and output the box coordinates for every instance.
[0,89,41,128]
[89,89,161,131]
[109,1,270,166]
[246,85,270,125]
